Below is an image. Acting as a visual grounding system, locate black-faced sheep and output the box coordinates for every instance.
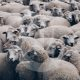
[37,38,64,58]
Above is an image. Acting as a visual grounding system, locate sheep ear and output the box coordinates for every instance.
[63,36,68,39]
[46,20,50,24]
[3,49,9,53]
[75,36,79,39]
[62,9,66,13]
[3,32,7,34]
[17,29,21,32]
[13,31,18,34]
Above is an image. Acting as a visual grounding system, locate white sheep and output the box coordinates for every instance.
[62,49,80,75]
[34,26,73,39]
[37,58,80,80]
[46,0,70,11]
[0,25,14,43]
[37,38,63,49]
[18,37,44,53]
[4,36,45,55]
[0,2,27,13]
[33,15,70,26]
[4,15,22,28]
[48,17,70,27]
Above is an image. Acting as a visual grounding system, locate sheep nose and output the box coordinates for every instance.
[26,33,29,36]
[41,26,44,28]
[70,43,74,47]
[9,58,13,61]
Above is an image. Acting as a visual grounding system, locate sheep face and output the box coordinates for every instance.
[7,45,23,62]
[3,30,20,43]
[65,12,73,23]
[25,24,40,37]
[27,49,48,63]
[62,34,79,46]
[62,50,79,62]
[18,25,27,36]
[51,8,63,16]
[30,4,40,12]
[72,13,80,23]
[62,50,72,62]
[22,18,31,25]
[70,2,79,11]
[30,3,45,12]
[33,18,50,28]
[65,12,79,25]
[8,49,19,62]
[47,43,62,58]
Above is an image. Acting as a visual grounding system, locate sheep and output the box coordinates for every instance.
[16,61,37,80]
[0,11,21,19]
[17,37,44,54]
[33,15,70,26]
[3,40,48,62]
[3,36,44,54]
[24,48,80,80]
[34,26,73,39]
[60,33,79,46]
[46,0,70,11]
[16,45,48,80]
[0,25,14,43]
[64,10,80,25]
[0,53,18,80]
[30,1,48,12]
[70,1,79,11]
[20,9,35,17]
[70,22,80,32]
[37,59,80,80]
[70,0,80,10]
[61,49,80,75]
[37,38,64,58]
[0,2,27,13]
[0,11,11,20]
[50,7,64,17]
[48,17,70,27]
[4,15,23,28]
[33,16,50,28]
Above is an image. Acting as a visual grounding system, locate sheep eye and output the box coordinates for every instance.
[49,47,52,50]
[57,45,61,49]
